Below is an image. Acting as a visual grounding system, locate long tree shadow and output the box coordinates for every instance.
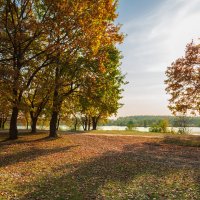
[163,135,200,147]
[0,130,87,147]
[0,132,61,148]
[17,142,200,200]
[0,145,78,168]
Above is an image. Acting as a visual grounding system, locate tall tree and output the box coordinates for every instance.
[48,0,123,137]
[0,0,123,139]
[0,0,61,139]
[79,45,126,130]
[165,40,200,115]
[23,68,53,133]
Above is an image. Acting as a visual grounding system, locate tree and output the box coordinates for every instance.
[23,69,53,133]
[48,0,124,137]
[60,96,82,131]
[0,0,64,139]
[143,120,147,128]
[0,96,10,129]
[165,40,200,115]
[126,120,135,131]
[149,119,169,133]
[173,115,190,134]
[0,0,124,139]
[79,46,126,130]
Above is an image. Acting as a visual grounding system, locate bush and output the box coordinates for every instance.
[126,120,136,131]
[149,125,162,133]
[149,119,169,133]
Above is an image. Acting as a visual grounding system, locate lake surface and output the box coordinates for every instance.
[98,126,200,135]
[17,125,200,135]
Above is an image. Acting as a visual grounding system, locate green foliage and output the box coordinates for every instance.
[174,116,191,134]
[78,45,127,130]
[0,0,124,138]
[126,120,136,131]
[106,115,200,127]
[149,119,169,133]
[149,125,162,133]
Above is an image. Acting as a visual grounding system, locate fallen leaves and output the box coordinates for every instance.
[0,132,199,199]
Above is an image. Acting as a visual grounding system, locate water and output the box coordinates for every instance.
[16,125,200,135]
[98,126,200,135]
[17,125,70,131]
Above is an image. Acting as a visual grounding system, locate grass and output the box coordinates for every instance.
[163,135,200,147]
[89,129,189,137]
[89,130,200,147]
[0,131,200,199]
[89,130,166,136]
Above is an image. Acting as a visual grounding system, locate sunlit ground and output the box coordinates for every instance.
[0,131,199,200]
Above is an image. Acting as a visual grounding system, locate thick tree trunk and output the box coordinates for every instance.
[9,107,19,140]
[50,111,59,137]
[92,117,98,130]
[31,116,38,133]
[49,66,60,138]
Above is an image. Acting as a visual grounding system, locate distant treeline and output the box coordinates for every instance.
[104,116,200,127]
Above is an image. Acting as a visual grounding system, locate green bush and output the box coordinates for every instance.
[126,120,136,131]
[149,119,169,133]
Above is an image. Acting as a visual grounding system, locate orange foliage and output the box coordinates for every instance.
[165,40,200,115]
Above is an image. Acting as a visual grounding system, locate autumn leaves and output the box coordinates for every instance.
[0,0,124,139]
[165,40,200,116]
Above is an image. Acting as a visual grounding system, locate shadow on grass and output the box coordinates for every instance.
[163,135,200,147]
[0,145,78,168]
[0,131,65,148]
[0,130,87,144]
[17,143,200,200]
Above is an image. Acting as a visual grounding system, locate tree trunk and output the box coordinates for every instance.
[31,116,38,133]
[88,117,91,131]
[92,117,98,130]
[26,120,29,130]
[25,115,29,130]
[56,116,60,131]
[84,116,88,131]
[0,117,2,129]
[50,111,59,137]
[74,118,78,131]
[9,107,19,140]
[2,121,5,130]
[2,117,7,130]
[49,66,60,137]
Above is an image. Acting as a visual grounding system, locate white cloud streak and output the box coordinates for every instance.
[118,0,200,116]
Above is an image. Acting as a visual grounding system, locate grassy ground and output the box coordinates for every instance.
[0,131,200,200]
[89,130,175,137]
[89,130,200,147]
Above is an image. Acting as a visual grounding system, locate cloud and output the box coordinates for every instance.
[117,0,200,117]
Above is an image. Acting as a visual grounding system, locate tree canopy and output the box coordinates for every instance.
[165,40,200,115]
[0,0,125,139]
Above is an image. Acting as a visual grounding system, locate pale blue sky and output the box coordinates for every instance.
[117,0,200,117]
[117,0,162,21]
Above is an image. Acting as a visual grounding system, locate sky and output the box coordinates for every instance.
[116,0,200,117]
